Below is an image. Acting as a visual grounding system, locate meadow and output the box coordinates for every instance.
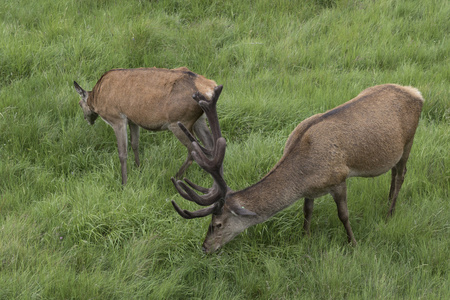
[0,0,449,298]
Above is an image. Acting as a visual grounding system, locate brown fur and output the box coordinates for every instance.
[173,84,424,254]
[74,67,217,184]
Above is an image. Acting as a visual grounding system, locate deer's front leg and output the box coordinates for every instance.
[112,121,128,185]
[330,182,357,246]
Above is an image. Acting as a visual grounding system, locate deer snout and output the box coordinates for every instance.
[202,241,222,254]
[201,241,215,254]
[202,242,213,254]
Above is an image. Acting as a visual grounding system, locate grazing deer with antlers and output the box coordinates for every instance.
[171,84,424,253]
[74,67,217,185]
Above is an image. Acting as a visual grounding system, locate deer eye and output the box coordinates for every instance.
[214,222,222,229]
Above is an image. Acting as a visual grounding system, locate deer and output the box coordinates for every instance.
[171,84,424,254]
[74,67,217,185]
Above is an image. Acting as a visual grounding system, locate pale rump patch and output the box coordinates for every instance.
[205,90,214,99]
[404,86,424,101]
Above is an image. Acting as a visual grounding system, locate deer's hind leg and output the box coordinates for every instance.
[129,121,140,167]
[387,140,414,217]
[192,114,213,150]
[303,198,315,236]
[168,122,195,179]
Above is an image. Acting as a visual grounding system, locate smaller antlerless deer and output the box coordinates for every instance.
[172,84,424,253]
[74,67,217,185]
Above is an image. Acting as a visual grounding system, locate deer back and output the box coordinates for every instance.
[282,84,423,178]
[88,67,217,130]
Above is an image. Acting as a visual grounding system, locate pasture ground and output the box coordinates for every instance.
[1,0,449,299]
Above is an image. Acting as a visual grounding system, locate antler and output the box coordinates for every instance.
[171,85,229,219]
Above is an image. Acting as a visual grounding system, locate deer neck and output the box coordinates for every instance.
[230,156,310,221]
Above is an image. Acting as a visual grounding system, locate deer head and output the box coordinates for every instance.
[171,85,259,253]
[74,81,98,125]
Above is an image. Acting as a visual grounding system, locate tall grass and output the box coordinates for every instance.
[1,0,449,298]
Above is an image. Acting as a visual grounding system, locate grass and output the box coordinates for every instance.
[1,0,449,298]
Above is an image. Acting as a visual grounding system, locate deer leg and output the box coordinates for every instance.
[129,121,140,167]
[176,151,194,179]
[388,166,397,202]
[387,166,407,217]
[112,121,128,185]
[192,114,213,150]
[331,182,357,246]
[303,198,314,236]
[387,141,413,217]
[168,123,195,179]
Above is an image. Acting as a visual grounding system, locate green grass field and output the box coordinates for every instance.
[1,0,449,298]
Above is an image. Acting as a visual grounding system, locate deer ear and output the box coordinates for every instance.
[227,199,257,216]
[74,81,88,101]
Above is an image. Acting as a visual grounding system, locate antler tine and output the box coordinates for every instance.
[171,201,218,219]
[190,138,226,173]
[171,177,193,201]
[183,177,209,193]
[172,178,223,206]
[177,121,197,143]
[177,121,211,156]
